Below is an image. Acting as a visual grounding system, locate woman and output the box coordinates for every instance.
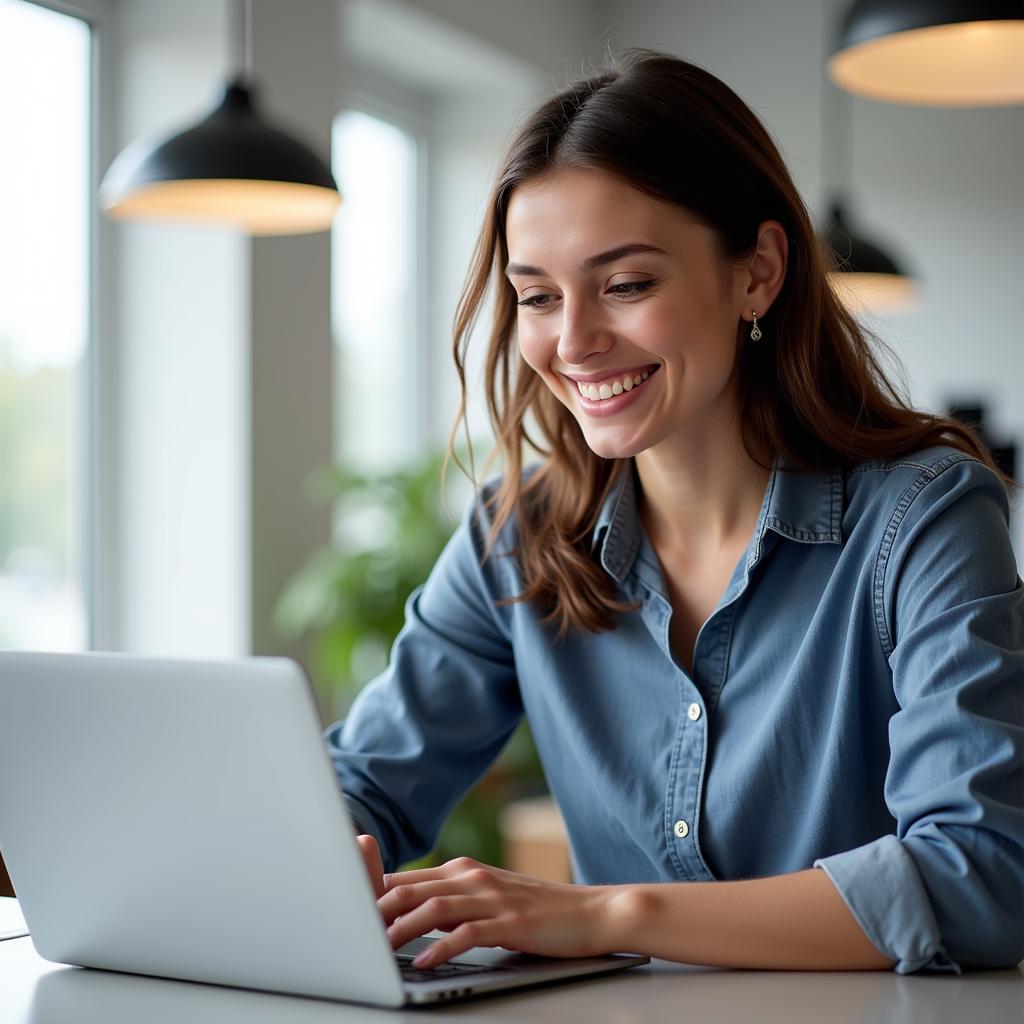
[324,50,1023,974]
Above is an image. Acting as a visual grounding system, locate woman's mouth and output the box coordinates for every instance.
[568,364,661,417]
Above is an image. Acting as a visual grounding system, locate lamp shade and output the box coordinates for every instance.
[823,202,919,314]
[828,0,1024,106]
[100,80,341,235]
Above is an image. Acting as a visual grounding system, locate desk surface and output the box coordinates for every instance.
[2,935,1021,1024]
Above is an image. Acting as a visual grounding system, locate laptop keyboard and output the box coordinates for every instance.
[395,952,502,983]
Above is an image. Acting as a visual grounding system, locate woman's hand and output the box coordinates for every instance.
[378,856,614,968]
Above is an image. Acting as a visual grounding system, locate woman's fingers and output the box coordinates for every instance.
[413,918,517,968]
[382,856,509,890]
[379,876,492,927]
[356,834,386,899]
[385,894,498,952]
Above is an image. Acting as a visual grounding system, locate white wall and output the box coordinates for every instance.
[404,0,609,81]
[247,0,338,658]
[106,0,249,655]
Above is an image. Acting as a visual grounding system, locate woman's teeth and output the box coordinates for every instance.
[577,368,651,401]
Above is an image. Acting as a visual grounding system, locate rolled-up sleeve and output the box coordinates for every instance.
[815,455,1024,973]
[324,484,522,873]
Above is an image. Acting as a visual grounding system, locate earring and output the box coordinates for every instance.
[750,311,762,342]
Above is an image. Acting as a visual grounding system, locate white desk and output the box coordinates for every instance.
[2,932,1021,1023]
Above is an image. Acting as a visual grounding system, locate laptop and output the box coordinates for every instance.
[0,651,649,1006]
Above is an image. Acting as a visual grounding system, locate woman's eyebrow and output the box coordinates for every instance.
[505,242,668,278]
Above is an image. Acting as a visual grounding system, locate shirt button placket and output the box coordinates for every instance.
[671,703,701,866]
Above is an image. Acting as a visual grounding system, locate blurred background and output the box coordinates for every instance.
[1,0,1021,892]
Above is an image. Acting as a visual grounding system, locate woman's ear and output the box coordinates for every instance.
[737,219,787,321]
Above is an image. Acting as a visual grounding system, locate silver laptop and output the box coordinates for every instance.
[0,651,648,1006]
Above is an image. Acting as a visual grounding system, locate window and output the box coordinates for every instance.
[0,0,91,650]
[331,109,423,473]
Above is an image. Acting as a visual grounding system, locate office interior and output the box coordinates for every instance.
[1,0,1022,916]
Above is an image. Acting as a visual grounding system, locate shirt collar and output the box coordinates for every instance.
[591,454,844,583]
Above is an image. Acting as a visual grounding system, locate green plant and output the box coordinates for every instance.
[274,449,547,870]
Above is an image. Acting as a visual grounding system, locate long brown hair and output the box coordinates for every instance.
[444,48,1016,640]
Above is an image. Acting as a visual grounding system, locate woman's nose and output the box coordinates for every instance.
[556,300,613,366]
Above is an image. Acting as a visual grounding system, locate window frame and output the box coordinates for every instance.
[18,0,110,648]
[335,67,431,463]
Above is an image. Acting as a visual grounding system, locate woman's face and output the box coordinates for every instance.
[505,166,751,461]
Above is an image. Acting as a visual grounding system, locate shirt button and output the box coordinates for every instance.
[673,819,689,839]
[688,703,701,721]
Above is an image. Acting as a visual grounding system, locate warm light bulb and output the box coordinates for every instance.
[829,20,1024,106]
[828,272,920,315]
[102,178,342,235]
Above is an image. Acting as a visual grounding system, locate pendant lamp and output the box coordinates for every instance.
[818,65,918,316]
[828,0,1024,106]
[823,202,919,314]
[100,0,340,234]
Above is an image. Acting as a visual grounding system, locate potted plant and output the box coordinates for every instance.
[274,449,547,870]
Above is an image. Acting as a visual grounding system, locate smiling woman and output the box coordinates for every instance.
[324,48,1023,977]
[505,169,787,473]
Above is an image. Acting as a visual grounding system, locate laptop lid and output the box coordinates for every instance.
[0,652,407,1006]
[0,652,648,1007]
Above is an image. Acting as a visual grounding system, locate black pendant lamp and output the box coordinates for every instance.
[100,0,340,234]
[823,201,918,314]
[828,0,1024,106]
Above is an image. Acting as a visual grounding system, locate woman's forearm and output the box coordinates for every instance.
[600,867,897,970]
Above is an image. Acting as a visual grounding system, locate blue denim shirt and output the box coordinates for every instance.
[324,445,1024,974]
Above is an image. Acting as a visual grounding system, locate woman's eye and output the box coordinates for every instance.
[517,293,552,310]
[516,279,655,310]
[609,280,656,297]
